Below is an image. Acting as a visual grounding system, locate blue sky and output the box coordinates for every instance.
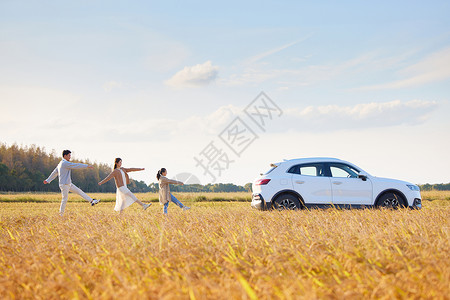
[1,1,449,185]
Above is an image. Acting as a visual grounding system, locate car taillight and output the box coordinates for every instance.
[255,179,271,185]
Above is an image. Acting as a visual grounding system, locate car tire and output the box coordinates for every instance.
[376,192,405,209]
[273,194,301,210]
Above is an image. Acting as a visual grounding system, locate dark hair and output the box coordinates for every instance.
[62,150,71,157]
[156,168,166,180]
[113,158,122,170]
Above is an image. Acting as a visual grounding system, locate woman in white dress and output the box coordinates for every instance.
[98,158,151,212]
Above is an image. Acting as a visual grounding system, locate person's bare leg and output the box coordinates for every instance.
[135,199,145,206]
[126,190,146,207]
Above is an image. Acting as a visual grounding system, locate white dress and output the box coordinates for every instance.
[114,169,138,211]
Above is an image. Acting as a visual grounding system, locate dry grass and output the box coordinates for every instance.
[1,190,448,204]
[421,190,450,205]
[0,192,449,299]
[0,192,251,203]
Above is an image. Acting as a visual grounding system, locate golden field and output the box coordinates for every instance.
[0,191,449,299]
[0,192,250,203]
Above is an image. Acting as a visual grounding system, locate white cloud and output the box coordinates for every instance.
[0,85,444,185]
[94,105,242,143]
[219,48,426,89]
[354,47,450,90]
[1,83,437,147]
[220,51,379,87]
[105,99,438,142]
[165,61,219,88]
[283,99,438,131]
[220,35,312,86]
[108,99,438,142]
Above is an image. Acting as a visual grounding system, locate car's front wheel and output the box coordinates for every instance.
[376,192,405,209]
[273,194,301,210]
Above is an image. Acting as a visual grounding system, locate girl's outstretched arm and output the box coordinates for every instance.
[160,176,183,185]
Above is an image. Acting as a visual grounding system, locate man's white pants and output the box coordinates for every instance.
[59,184,93,214]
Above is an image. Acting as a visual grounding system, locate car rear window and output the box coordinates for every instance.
[263,166,277,175]
[287,163,326,176]
[287,165,299,174]
[263,163,282,175]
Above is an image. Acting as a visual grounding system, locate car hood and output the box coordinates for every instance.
[371,176,413,186]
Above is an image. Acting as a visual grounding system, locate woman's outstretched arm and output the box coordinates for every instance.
[122,167,145,172]
[98,171,115,185]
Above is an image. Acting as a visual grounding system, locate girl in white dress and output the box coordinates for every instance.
[98,158,151,212]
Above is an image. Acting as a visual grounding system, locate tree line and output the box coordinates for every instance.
[147,182,251,193]
[0,143,251,193]
[2,143,447,193]
[419,183,450,191]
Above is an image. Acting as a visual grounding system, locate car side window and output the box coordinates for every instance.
[287,163,325,176]
[287,165,299,174]
[299,166,317,176]
[329,163,359,178]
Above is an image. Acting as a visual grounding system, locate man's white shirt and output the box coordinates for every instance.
[45,159,89,185]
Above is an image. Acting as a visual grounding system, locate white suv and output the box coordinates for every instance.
[251,158,422,210]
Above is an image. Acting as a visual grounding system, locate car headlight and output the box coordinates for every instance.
[407,184,420,191]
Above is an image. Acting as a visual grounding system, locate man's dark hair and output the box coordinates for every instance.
[62,150,71,157]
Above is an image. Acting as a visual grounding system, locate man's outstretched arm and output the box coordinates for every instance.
[43,167,58,184]
[65,161,94,169]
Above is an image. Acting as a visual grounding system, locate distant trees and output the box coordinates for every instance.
[419,183,450,191]
[3,142,450,193]
[170,183,250,193]
[0,143,144,192]
[0,143,60,192]
[0,143,252,193]
[6,142,450,193]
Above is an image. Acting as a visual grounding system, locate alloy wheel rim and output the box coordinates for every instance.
[278,198,296,210]
[382,196,399,208]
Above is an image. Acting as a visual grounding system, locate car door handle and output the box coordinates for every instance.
[332,181,342,185]
[295,180,305,184]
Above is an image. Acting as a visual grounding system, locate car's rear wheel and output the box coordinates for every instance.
[273,194,301,210]
[376,192,405,209]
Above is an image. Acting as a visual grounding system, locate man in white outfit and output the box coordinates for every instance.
[44,150,100,215]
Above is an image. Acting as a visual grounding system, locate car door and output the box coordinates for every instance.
[289,163,332,204]
[328,163,373,205]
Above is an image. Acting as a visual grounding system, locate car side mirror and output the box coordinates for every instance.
[358,172,368,181]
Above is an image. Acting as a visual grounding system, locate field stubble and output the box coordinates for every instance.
[0,192,449,299]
